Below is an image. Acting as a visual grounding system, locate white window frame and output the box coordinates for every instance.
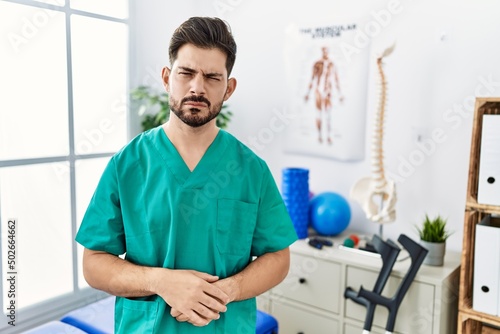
[0,0,131,332]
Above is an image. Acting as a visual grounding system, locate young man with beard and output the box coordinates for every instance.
[76,16,297,333]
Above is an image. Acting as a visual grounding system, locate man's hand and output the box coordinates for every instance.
[212,276,239,303]
[170,275,239,326]
[82,250,229,327]
[153,269,229,327]
[169,248,290,326]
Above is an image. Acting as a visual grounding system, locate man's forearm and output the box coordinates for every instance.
[217,247,290,302]
[82,248,158,297]
[83,248,230,327]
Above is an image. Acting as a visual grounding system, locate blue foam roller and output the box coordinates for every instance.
[61,296,115,334]
[256,310,278,334]
[24,321,88,334]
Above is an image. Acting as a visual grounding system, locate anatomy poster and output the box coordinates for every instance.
[283,22,370,161]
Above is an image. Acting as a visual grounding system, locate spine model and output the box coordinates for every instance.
[350,44,397,224]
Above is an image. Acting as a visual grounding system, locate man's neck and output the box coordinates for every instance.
[162,115,219,171]
[164,114,219,144]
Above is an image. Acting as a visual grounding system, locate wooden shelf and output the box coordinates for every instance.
[483,326,500,334]
[458,98,500,333]
[458,307,500,333]
[460,307,500,326]
[466,200,500,215]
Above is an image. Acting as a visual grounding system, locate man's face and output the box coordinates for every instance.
[162,44,236,128]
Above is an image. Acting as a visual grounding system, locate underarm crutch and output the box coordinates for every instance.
[349,234,428,334]
[344,234,401,333]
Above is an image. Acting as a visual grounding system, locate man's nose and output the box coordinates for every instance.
[190,74,206,95]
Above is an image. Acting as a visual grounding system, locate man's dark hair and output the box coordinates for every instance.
[169,17,237,76]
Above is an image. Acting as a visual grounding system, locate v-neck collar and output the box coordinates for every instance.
[155,126,228,188]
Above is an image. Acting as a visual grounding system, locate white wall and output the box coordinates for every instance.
[131,0,500,252]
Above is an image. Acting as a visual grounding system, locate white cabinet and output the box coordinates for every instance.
[272,253,341,314]
[344,322,385,334]
[273,300,339,334]
[264,235,461,334]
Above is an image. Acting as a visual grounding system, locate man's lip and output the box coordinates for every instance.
[184,102,207,108]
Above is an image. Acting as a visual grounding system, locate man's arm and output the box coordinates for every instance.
[82,248,229,326]
[215,247,290,302]
[171,247,290,323]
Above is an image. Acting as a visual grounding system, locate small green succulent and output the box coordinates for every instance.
[416,214,452,243]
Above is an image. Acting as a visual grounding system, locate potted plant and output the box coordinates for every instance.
[130,85,233,132]
[416,214,452,266]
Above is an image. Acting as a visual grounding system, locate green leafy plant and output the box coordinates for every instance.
[416,214,452,243]
[130,85,233,132]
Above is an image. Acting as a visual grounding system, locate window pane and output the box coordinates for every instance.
[0,3,69,160]
[71,15,128,156]
[70,0,128,19]
[0,163,73,309]
[75,157,110,288]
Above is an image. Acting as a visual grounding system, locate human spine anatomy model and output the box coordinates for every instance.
[350,44,397,224]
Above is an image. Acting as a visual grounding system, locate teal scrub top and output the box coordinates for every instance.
[75,126,298,334]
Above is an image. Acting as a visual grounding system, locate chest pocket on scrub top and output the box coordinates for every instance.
[216,199,257,256]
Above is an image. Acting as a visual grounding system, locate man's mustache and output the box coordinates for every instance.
[182,95,211,108]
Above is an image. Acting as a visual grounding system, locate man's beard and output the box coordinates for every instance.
[170,95,223,128]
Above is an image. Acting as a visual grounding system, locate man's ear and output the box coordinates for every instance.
[161,67,171,92]
[223,77,237,101]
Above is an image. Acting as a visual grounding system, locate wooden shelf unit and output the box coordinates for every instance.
[458,98,500,333]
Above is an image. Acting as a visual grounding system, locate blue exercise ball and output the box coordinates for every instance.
[309,192,351,236]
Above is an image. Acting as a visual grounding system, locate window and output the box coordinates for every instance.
[0,1,129,331]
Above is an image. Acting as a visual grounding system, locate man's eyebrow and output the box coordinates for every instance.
[204,72,223,78]
[178,66,197,73]
[177,67,223,77]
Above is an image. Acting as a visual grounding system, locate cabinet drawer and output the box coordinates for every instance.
[345,266,435,334]
[272,301,339,334]
[344,322,386,334]
[272,253,341,313]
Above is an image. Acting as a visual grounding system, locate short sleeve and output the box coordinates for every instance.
[75,157,126,255]
[251,163,298,257]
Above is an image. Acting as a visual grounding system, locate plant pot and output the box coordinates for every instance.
[420,240,446,266]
